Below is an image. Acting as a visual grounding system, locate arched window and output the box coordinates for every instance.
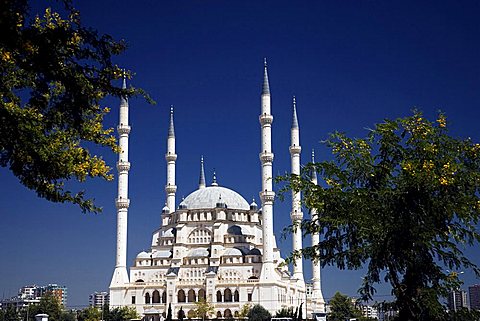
[234,290,239,302]
[224,288,232,302]
[152,290,160,304]
[188,289,196,302]
[198,289,206,301]
[145,292,151,304]
[216,290,222,302]
[234,311,239,318]
[162,291,167,303]
[216,311,222,318]
[178,289,186,303]
[224,309,232,319]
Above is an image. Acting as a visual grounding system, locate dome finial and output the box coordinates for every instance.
[211,169,218,186]
[199,156,206,189]
[168,105,175,137]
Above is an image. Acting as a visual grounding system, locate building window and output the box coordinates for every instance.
[248,293,252,302]
[153,290,160,303]
[131,296,136,304]
[178,289,186,303]
[198,289,206,301]
[188,289,196,302]
[216,291,222,302]
[234,290,239,302]
[224,288,232,302]
[145,292,150,304]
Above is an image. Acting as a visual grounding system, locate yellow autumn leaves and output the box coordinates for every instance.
[402,160,456,186]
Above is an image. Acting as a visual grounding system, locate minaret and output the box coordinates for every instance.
[199,156,206,189]
[290,96,305,284]
[110,76,131,287]
[259,59,275,280]
[310,150,325,311]
[165,106,177,213]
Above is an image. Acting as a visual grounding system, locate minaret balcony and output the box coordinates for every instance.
[289,145,302,154]
[259,191,275,203]
[259,114,273,125]
[116,161,131,172]
[115,197,130,209]
[290,211,304,221]
[165,153,178,161]
[259,152,274,163]
[165,184,177,194]
[117,125,131,135]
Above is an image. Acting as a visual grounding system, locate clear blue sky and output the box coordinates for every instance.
[1,0,479,308]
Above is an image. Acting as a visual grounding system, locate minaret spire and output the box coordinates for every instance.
[289,96,304,285]
[165,106,177,214]
[259,59,275,282]
[310,149,325,313]
[110,75,131,288]
[168,105,175,138]
[262,58,270,95]
[199,156,206,189]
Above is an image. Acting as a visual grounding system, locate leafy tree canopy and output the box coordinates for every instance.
[248,304,271,321]
[193,299,215,321]
[280,112,480,321]
[0,0,151,213]
[327,292,362,321]
[27,293,63,321]
[105,306,138,321]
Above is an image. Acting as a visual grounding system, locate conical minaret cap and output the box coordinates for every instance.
[168,106,175,137]
[262,58,270,95]
[292,96,299,129]
[311,149,317,183]
[199,156,206,189]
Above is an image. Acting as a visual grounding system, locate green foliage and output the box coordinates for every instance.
[27,293,64,321]
[275,307,294,318]
[193,299,215,320]
[247,304,271,321]
[279,112,480,321]
[327,292,361,321]
[105,306,138,321]
[177,306,185,321]
[0,306,19,321]
[166,303,172,321]
[0,0,152,213]
[77,307,101,321]
[239,304,251,318]
[446,307,480,321]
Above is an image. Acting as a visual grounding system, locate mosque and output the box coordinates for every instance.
[109,62,325,319]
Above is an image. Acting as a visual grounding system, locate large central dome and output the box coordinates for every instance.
[182,186,250,210]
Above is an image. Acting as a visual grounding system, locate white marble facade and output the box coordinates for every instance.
[109,63,325,318]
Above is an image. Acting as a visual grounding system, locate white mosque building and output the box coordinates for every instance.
[109,62,325,319]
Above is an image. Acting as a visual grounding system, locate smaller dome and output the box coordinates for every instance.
[136,251,150,259]
[152,250,172,258]
[223,248,244,256]
[178,197,187,210]
[188,248,209,257]
[161,204,170,214]
[247,248,261,256]
[162,228,175,237]
[216,195,226,208]
[227,225,243,235]
[250,198,258,210]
